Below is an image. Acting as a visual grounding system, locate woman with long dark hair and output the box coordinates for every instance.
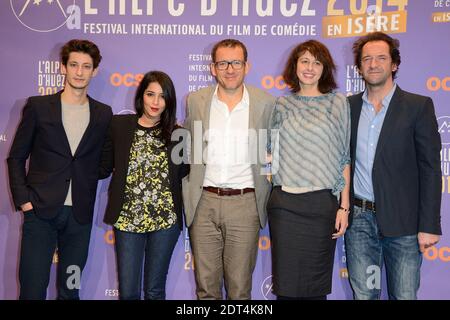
[101,71,189,299]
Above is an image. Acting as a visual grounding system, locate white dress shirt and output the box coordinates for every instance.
[203,85,254,188]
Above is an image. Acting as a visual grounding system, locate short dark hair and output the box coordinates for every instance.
[211,39,248,63]
[60,39,102,69]
[283,40,337,94]
[134,71,177,146]
[352,31,401,79]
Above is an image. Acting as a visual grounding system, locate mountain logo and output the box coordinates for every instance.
[10,0,76,32]
[438,116,450,145]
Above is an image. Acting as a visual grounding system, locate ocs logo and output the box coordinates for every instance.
[427,77,450,91]
[261,75,287,91]
[10,0,76,32]
[437,116,450,145]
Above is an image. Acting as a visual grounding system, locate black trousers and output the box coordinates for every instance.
[19,206,92,300]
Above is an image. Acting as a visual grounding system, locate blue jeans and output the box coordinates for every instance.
[19,206,92,300]
[114,224,180,300]
[345,206,422,300]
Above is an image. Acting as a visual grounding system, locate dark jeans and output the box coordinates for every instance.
[19,206,92,300]
[345,206,422,300]
[114,224,180,300]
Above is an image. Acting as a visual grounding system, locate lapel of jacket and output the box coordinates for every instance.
[49,91,72,155]
[247,86,265,172]
[121,115,139,168]
[247,86,264,131]
[350,93,363,165]
[373,86,404,164]
[74,95,102,156]
[200,86,214,132]
[198,87,214,165]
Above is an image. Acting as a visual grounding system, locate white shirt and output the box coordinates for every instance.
[203,85,254,188]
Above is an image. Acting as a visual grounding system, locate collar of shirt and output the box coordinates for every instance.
[362,83,397,114]
[212,84,250,112]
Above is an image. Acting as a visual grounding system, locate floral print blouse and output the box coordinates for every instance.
[114,124,177,233]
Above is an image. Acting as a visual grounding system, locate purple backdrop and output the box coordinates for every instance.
[1,0,449,300]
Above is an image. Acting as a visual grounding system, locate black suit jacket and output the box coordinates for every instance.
[349,86,442,237]
[7,91,112,224]
[101,115,190,230]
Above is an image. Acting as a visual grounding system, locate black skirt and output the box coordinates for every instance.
[267,187,338,298]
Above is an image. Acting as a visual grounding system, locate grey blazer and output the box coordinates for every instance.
[182,85,275,228]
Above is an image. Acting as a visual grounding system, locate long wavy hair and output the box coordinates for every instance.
[134,71,177,146]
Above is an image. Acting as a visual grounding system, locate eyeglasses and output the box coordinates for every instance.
[214,60,245,70]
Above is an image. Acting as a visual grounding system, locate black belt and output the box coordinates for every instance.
[354,198,376,212]
[203,186,255,196]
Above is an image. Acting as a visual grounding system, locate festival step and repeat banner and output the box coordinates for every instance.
[0,0,449,300]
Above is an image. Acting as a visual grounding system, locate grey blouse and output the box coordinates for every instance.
[268,92,350,197]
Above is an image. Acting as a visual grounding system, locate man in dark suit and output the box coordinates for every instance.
[7,39,112,300]
[345,32,442,300]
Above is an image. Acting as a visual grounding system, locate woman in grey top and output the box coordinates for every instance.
[267,40,350,300]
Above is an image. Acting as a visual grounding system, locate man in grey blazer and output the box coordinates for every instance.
[183,39,275,299]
